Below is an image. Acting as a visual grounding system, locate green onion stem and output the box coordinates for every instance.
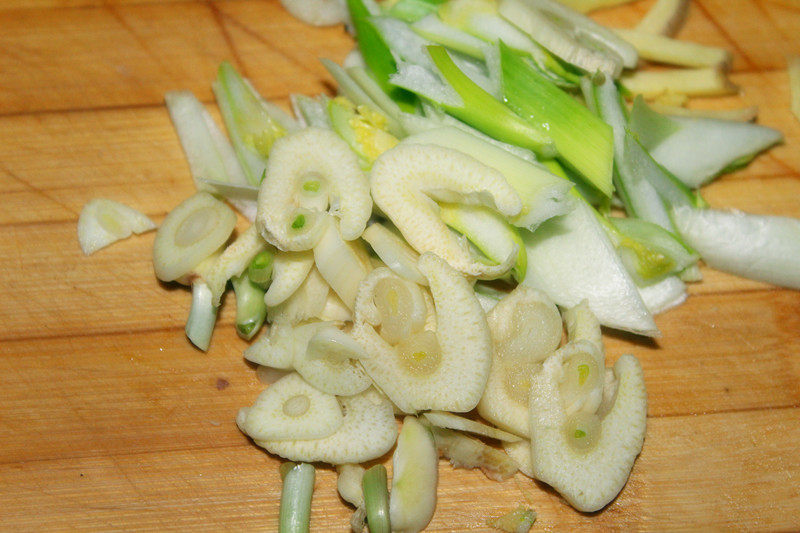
[362,465,391,533]
[248,249,275,288]
[279,462,315,533]
[231,273,267,340]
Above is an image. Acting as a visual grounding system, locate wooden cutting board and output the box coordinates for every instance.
[1,0,799,530]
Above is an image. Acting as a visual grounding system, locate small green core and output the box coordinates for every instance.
[577,364,590,386]
[291,214,306,229]
[574,429,587,439]
[302,180,320,193]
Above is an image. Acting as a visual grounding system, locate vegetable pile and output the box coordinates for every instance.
[77,0,800,529]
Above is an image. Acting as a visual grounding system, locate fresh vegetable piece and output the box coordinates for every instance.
[411,13,489,59]
[671,206,800,290]
[278,462,315,533]
[629,97,784,188]
[362,222,427,285]
[256,388,398,464]
[562,299,603,356]
[613,28,730,68]
[319,292,354,322]
[371,143,521,278]
[621,67,738,99]
[204,225,268,305]
[427,424,519,481]
[487,506,537,533]
[353,254,493,413]
[512,0,638,68]
[265,251,315,307]
[635,0,689,36]
[557,340,605,417]
[231,273,267,339]
[152,192,237,283]
[521,197,659,337]
[346,66,408,135]
[439,203,526,282]
[337,464,366,508]
[257,365,292,385]
[327,97,399,167]
[389,417,438,533]
[528,352,647,512]
[248,249,275,288]
[347,0,417,111]
[213,62,288,186]
[391,46,556,157]
[370,274,430,344]
[478,286,563,437]
[239,372,343,441]
[245,320,298,370]
[313,218,371,309]
[498,0,622,77]
[607,216,699,286]
[499,43,614,197]
[165,91,259,220]
[281,0,348,26]
[790,56,800,122]
[472,281,509,312]
[647,104,759,122]
[401,126,575,231]
[293,325,372,396]
[362,465,391,533]
[267,267,330,325]
[256,127,371,251]
[185,280,218,351]
[502,439,534,478]
[423,411,523,442]
[77,198,156,256]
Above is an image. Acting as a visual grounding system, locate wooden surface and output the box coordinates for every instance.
[1,0,799,530]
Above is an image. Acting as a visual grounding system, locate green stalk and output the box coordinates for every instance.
[231,273,267,340]
[279,462,315,533]
[347,0,417,112]
[248,249,274,288]
[499,42,614,197]
[385,0,447,22]
[425,45,556,157]
[362,465,390,533]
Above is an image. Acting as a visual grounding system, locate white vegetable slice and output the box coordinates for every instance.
[152,192,237,282]
[294,325,372,396]
[672,206,800,290]
[313,219,370,309]
[280,0,347,26]
[557,340,605,417]
[241,372,343,441]
[256,127,371,251]
[255,388,398,464]
[370,143,522,278]
[613,28,730,69]
[185,280,217,351]
[521,199,659,337]
[635,0,689,36]
[77,198,156,256]
[423,411,522,442]
[529,353,647,512]
[265,250,314,307]
[402,127,574,231]
[621,67,738,99]
[354,253,493,413]
[428,424,519,481]
[638,275,687,315]
[390,417,438,533]
[362,222,427,286]
[337,464,366,508]
[267,266,330,325]
[478,286,563,437]
[245,321,296,370]
[205,225,268,306]
[318,292,353,322]
[562,299,603,356]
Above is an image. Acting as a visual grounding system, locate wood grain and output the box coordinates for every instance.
[0,0,799,530]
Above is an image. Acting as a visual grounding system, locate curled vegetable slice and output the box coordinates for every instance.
[353,253,492,413]
[265,250,315,307]
[255,388,398,465]
[529,352,647,512]
[78,198,156,256]
[256,127,371,251]
[370,143,522,278]
[205,225,268,306]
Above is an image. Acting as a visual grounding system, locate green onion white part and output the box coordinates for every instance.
[278,462,315,533]
[77,198,156,256]
[621,66,738,99]
[362,464,391,533]
[185,280,218,351]
[613,28,731,69]
[231,273,267,339]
